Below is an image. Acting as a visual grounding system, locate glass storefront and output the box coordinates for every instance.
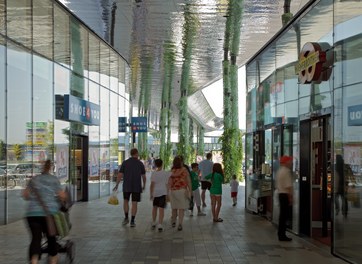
[245,0,362,262]
[0,0,130,224]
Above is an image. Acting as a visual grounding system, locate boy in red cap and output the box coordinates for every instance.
[276,155,293,241]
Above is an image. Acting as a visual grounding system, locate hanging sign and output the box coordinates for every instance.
[348,104,362,126]
[63,95,100,126]
[131,117,147,132]
[295,42,332,84]
[118,117,128,132]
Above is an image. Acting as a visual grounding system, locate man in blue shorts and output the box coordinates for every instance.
[114,148,146,227]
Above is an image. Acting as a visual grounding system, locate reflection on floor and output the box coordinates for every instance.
[312,228,331,246]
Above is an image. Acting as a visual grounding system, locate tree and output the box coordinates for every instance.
[13,144,22,161]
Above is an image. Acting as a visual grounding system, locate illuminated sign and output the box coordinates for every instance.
[295,42,332,84]
[63,95,100,126]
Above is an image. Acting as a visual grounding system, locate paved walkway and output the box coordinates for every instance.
[0,174,346,264]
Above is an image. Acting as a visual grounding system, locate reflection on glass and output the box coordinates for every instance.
[100,88,110,197]
[54,5,70,66]
[0,0,5,34]
[33,0,53,60]
[89,35,100,83]
[7,43,31,223]
[33,55,54,163]
[110,91,119,191]
[7,0,31,47]
[71,19,88,78]
[100,43,110,88]
[0,36,5,225]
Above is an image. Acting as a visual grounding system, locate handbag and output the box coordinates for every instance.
[53,211,70,238]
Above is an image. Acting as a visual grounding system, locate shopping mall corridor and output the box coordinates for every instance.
[0,173,345,264]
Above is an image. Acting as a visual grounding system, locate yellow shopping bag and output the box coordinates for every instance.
[108,192,119,205]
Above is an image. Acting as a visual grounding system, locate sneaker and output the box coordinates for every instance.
[202,203,207,208]
[151,223,156,230]
[130,221,136,227]
[122,218,129,225]
[279,236,292,242]
[197,212,206,216]
[177,224,183,231]
[172,222,176,228]
[232,203,236,206]
[158,224,163,232]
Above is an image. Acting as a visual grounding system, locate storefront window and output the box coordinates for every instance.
[88,81,100,200]
[6,42,31,223]
[54,64,70,186]
[54,5,70,67]
[33,0,53,60]
[7,0,31,48]
[110,91,119,191]
[100,87,110,197]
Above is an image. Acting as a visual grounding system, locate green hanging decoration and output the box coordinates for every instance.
[197,125,204,156]
[221,0,244,182]
[160,42,176,169]
[177,4,199,162]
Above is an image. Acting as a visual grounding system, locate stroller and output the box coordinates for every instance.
[40,187,75,263]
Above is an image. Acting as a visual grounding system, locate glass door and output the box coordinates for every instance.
[70,134,88,201]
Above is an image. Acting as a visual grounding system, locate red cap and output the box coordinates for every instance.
[280,155,293,164]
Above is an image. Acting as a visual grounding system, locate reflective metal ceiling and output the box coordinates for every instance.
[59,0,308,132]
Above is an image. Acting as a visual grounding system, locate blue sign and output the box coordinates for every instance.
[348,105,362,126]
[131,117,147,132]
[118,117,127,132]
[64,95,100,126]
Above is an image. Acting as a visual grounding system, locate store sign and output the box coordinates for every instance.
[64,95,100,126]
[131,117,147,132]
[295,42,331,84]
[118,117,127,132]
[348,104,362,126]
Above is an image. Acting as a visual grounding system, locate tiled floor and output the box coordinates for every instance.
[0,175,346,264]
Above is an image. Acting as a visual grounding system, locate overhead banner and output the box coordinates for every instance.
[63,94,100,126]
[131,117,147,132]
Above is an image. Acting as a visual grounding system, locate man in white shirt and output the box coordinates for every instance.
[198,153,213,208]
[276,155,293,241]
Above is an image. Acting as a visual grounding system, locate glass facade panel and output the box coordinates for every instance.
[54,5,70,66]
[100,43,110,88]
[7,0,31,48]
[110,91,118,191]
[0,36,5,225]
[54,64,70,186]
[89,34,100,83]
[0,0,5,34]
[71,19,88,78]
[100,88,110,197]
[88,81,100,200]
[110,50,119,93]
[33,0,53,60]
[33,55,53,163]
[6,42,31,223]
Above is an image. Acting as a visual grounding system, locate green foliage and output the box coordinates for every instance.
[0,140,5,161]
[219,129,243,182]
[13,144,22,161]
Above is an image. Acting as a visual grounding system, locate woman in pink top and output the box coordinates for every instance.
[168,156,192,231]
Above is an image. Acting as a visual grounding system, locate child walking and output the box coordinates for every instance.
[205,163,224,222]
[150,159,171,232]
[230,174,239,206]
[189,163,206,216]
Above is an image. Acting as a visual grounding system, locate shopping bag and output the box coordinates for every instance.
[53,211,70,238]
[108,191,119,205]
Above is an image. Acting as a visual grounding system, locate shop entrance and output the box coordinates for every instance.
[300,116,331,245]
[70,134,89,202]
